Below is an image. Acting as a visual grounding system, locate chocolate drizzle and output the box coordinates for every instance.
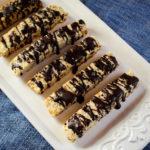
[67,73,139,137]
[0,0,42,31]
[40,59,66,88]
[70,77,87,101]
[75,73,90,93]
[53,32,59,54]
[60,19,85,47]
[64,37,97,74]
[31,78,43,92]
[53,87,76,107]
[84,67,101,83]
[94,55,118,75]
[51,60,66,78]
[19,49,35,64]
[42,65,53,83]
[12,20,86,72]
[120,73,139,91]
[64,37,97,65]
[1,37,8,48]
[91,96,110,114]
[82,104,98,120]
[68,113,90,137]
[64,45,86,66]
[102,84,124,109]
[12,63,23,70]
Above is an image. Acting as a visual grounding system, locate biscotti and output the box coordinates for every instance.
[63,71,139,142]
[0,0,42,32]
[27,36,101,94]
[10,20,87,76]
[0,5,68,56]
[45,53,119,117]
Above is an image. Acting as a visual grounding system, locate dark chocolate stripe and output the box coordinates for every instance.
[51,60,66,77]
[40,59,66,87]
[42,65,54,84]
[53,32,60,54]
[82,105,98,120]
[34,14,48,36]
[94,55,118,75]
[53,87,76,107]
[64,45,86,66]
[1,37,8,48]
[9,33,14,48]
[84,66,101,83]
[12,63,23,71]
[64,37,97,66]
[68,113,90,137]
[70,76,87,101]
[120,73,139,90]
[31,78,43,92]
[29,16,37,34]
[91,96,111,114]
[0,12,5,29]
[12,30,21,44]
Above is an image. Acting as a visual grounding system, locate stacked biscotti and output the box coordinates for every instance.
[0,0,140,144]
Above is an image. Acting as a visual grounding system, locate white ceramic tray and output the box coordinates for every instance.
[0,0,150,150]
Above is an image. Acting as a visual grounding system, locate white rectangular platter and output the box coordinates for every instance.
[0,0,150,150]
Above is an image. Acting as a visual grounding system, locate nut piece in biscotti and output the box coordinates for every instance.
[27,36,101,94]
[10,19,88,76]
[63,71,139,142]
[0,0,43,32]
[0,5,68,57]
[45,52,119,117]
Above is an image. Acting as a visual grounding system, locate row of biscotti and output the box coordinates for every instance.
[2,5,103,95]
[45,53,119,117]
[10,24,140,143]
[42,49,139,142]
[6,15,140,142]
[0,4,68,56]
[0,1,140,144]
[26,36,101,94]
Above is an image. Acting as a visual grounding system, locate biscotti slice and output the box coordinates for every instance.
[63,71,139,142]
[0,0,42,32]
[10,20,87,76]
[45,53,119,117]
[0,5,68,56]
[27,36,101,94]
